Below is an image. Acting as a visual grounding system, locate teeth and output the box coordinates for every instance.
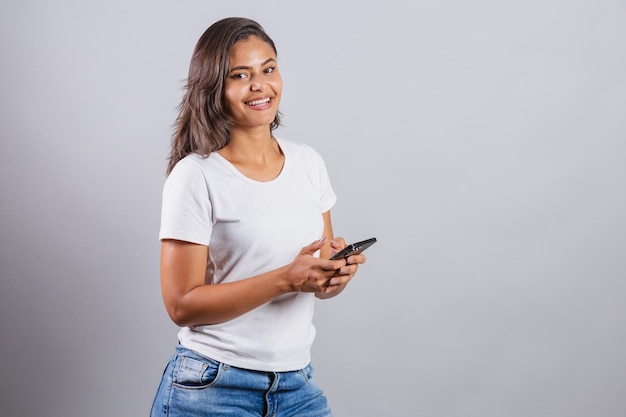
[247,97,270,106]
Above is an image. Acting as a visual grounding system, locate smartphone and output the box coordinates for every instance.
[330,237,377,260]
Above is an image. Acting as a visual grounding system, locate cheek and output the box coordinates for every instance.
[223,88,240,111]
[270,79,283,100]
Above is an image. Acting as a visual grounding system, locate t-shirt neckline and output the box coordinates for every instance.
[212,137,287,185]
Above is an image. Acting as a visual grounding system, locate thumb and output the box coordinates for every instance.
[300,237,328,256]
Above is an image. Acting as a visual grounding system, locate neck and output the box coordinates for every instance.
[220,127,280,163]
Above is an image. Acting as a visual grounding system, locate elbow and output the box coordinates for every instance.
[165,302,193,327]
[163,292,225,327]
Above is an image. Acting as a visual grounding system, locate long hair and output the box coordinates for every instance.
[166,17,281,174]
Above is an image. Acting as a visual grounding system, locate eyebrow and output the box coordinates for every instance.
[229,58,276,73]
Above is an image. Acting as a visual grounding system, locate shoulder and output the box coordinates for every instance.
[167,154,205,181]
[276,137,326,164]
[164,153,217,195]
[168,152,226,180]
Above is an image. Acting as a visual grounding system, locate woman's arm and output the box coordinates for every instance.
[160,230,347,327]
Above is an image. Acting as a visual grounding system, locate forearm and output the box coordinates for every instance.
[166,265,292,327]
[161,237,343,327]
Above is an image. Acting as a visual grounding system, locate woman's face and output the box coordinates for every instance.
[225,36,282,130]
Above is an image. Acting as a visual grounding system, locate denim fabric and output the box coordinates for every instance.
[150,345,333,417]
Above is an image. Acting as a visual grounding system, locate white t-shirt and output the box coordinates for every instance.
[159,137,337,372]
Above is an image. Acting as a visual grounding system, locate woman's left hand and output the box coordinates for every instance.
[317,237,366,298]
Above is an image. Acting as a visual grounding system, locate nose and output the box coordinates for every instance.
[249,74,264,92]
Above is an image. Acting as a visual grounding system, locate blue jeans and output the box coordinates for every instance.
[150,345,333,417]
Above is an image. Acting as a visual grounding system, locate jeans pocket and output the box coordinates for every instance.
[173,354,221,388]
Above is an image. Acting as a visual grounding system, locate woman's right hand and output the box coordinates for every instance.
[284,238,347,293]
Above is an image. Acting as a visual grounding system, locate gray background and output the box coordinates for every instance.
[1,1,625,416]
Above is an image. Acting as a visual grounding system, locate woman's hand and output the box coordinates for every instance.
[285,238,347,293]
[316,237,367,298]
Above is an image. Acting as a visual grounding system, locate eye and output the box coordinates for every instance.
[231,72,248,80]
[264,66,276,74]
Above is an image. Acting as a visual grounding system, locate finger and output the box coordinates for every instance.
[300,237,328,256]
[329,237,346,251]
[325,275,352,292]
[337,264,358,276]
[346,254,366,265]
[322,258,350,272]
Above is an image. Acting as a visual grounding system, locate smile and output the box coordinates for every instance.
[245,97,271,106]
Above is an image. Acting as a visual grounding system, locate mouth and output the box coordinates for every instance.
[245,97,271,107]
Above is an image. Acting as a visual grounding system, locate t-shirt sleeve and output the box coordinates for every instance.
[159,157,213,245]
[311,148,337,213]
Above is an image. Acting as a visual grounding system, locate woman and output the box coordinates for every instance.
[150,17,366,417]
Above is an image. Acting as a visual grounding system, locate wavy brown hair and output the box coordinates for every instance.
[166,17,281,174]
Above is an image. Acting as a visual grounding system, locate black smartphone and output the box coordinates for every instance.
[330,237,377,260]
